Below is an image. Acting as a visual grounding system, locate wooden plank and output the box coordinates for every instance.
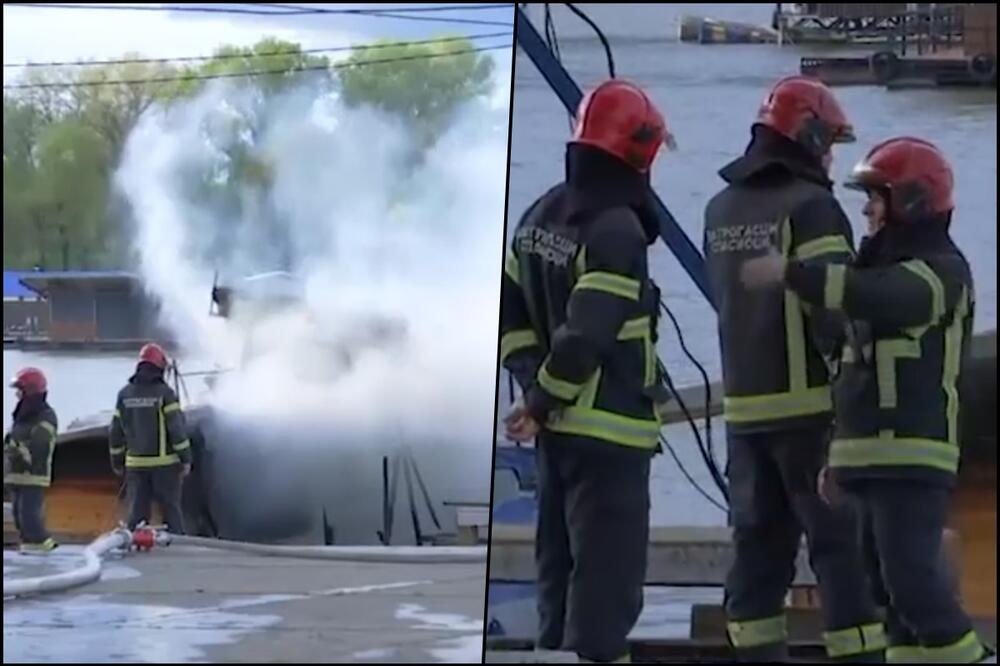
[489,524,817,586]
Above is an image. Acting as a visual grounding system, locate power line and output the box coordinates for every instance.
[3,32,511,69]
[341,11,512,27]
[14,3,511,15]
[13,3,514,25]
[256,3,515,26]
[2,43,510,90]
[247,3,513,14]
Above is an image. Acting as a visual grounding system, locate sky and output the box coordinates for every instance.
[2,3,514,85]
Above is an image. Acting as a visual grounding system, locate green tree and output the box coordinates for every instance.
[73,58,182,161]
[339,36,494,146]
[32,119,111,269]
[173,39,333,270]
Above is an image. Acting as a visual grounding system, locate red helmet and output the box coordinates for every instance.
[756,76,855,156]
[845,137,955,221]
[572,79,672,173]
[10,367,47,395]
[139,343,169,370]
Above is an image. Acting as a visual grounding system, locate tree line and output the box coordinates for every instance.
[3,36,494,271]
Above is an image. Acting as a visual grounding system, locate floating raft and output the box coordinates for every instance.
[679,16,778,44]
[801,51,997,87]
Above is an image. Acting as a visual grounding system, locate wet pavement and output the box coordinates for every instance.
[4,545,485,663]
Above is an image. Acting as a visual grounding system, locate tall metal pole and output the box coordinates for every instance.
[514,6,716,308]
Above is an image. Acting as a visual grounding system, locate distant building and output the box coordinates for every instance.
[3,271,48,337]
[12,271,171,347]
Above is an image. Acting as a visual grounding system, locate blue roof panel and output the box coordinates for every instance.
[3,271,36,299]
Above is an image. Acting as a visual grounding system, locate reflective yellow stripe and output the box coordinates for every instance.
[886,631,985,663]
[109,447,126,455]
[829,436,960,474]
[920,631,985,664]
[617,316,650,340]
[943,289,968,445]
[538,363,584,401]
[4,473,50,487]
[875,338,922,409]
[126,454,181,468]
[862,623,888,653]
[21,537,58,552]
[548,406,660,450]
[574,246,587,279]
[825,264,847,309]
[113,410,122,420]
[842,345,856,364]
[163,402,182,415]
[574,271,640,301]
[795,235,852,261]
[901,259,946,325]
[823,623,887,658]
[173,439,191,452]
[500,329,539,363]
[727,615,788,648]
[38,421,56,437]
[785,288,807,391]
[618,316,656,389]
[504,252,520,285]
[577,368,602,410]
[781,218,807,393]
[887,645,925,663]
[723,386,831,423]
[15,441,33,466]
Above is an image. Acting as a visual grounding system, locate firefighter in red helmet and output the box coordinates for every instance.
[4,367,59,553]
[744,137,993,663]
[109,343,192,534]
[703,76,884,662]
[499,79,671,662]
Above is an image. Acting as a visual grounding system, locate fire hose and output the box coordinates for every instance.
[2,528,144,598]
[4,526,484,599]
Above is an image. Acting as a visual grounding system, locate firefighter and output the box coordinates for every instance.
[110,343,192,534]
[744,137,993,664]
[500,79,671,663]
[4,367,59,553]
[703,76,884,662]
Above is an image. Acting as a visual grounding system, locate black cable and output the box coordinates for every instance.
[386,455,400,544]
[3,43,510,90]
[660,435,726,513]
[402,455,424,546]
[542,4,573,132]
[659,355,728,504]
[346,11,513,27]
[564,3,615,78]
[4,32,511,69]
[380,455,390,545]
[407,452,442,531]
[13,3,514,27]
[660,298,724,486]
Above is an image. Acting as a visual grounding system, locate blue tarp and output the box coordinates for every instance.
[3,271,35,299]
[4,270,135,299]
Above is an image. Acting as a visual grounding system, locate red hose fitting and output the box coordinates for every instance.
[132,527,157,552]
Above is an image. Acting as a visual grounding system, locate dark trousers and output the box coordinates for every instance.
[725,426,880,662]
[847,479,984,663]
[126,466,186,534]
[12,486,51,544]
[535,434,651,663]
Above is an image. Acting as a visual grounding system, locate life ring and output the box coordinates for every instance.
[869,51,901,84]
[968,53,996,84]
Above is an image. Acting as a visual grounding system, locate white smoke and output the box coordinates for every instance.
[115,68,507,458]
